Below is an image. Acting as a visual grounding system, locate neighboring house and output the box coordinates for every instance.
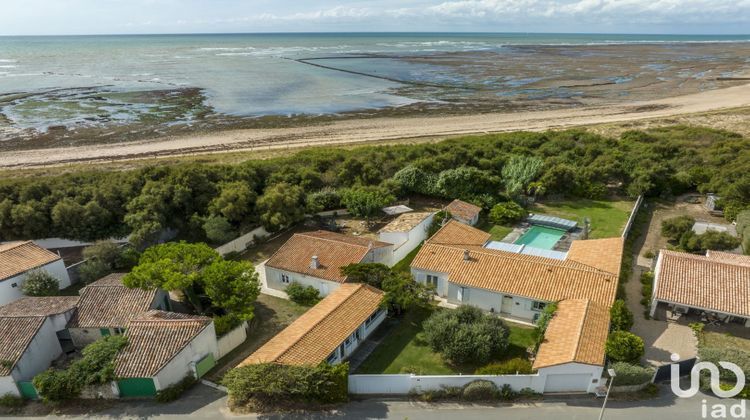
[378,212,434,264]
[67,273,169,347]
[445,199,482,226]
[114,311,217,397]
[0,241,71,306]
[649,250,750,325]
[533,299,611,393]
[410,220,622,324]
[264,231,393,297]
[242,283,385,366]
[0,296,79,398]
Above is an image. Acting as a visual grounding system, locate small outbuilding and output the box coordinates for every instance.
[0,241,71,306]
[445,199,482,226]
[378,212,434,263]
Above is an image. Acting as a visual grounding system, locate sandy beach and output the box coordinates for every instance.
[2,82,750,169]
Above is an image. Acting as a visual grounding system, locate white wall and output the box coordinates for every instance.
[265,266,341,297]
[0,376,19,397]
[327,308,387,365]
[381,214,434,266]
[12,318,62,382]
[216,321,248,359]
[215,226,270,256]
[154,322,218,390]
[0,259,71,306]
[349,363,603,395]
[445,283,545,322]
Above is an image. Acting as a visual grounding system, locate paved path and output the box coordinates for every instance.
[12,383,742,419]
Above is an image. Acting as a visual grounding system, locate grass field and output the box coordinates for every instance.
[392,244,423,274]
[531,198,634,239]
[355,307,536,375]
[702,331,750,353]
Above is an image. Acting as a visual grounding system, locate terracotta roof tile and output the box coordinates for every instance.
[428,220,491,246]
[566,237,625,275]
[446,199,482,223]
[0,296,79,317]
[0,316,46,376]
[533,299,610,369]
[706,251,750,267]
[266,231,391,283]
[242,284,384,366]
[0,241,61,282]
[654,250,750,317]
[379,212,433,233]
[67,273,158,328]
[115,310,212,378]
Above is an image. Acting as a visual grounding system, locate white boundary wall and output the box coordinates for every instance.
[216,321,249,359]
[215,226,270,256]
[349,374,546,395]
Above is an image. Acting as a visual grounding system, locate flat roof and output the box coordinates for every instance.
[379,212,433,233]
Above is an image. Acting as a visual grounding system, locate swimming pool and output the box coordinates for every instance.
[514,226,566,250]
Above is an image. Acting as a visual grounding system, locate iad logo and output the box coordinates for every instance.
[670,353,746,398]
[669,353,748,419]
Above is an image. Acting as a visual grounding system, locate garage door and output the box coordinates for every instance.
[117,378,157,397]
[544,374,591,393]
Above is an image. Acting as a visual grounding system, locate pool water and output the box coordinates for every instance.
[514,226,566,250]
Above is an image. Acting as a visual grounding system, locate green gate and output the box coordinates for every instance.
[117,378,157,397]
[17,381,38,400]
[195,353,216,378]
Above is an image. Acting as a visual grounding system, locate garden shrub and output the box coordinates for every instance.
[661,216,695,241]
[605,331,645,364]
[609,299,634,331]
[423,306,509,365]
[680,230,741,252]
[399,366,425,375]
[21,270,59,297]
[474,358,533,375]
[222,363,348,409]
[0,393,24,408]
[427,210,452,238]
[498,384,517,400]
[306,188,341,213]
[462,380,498,401]
[156,374,197,403]
[285,282,321,306]
[489,201,526,225]
[78,259,112,284]
[610,362,654,386]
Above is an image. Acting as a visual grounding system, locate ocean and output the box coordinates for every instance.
[1,33,749,136]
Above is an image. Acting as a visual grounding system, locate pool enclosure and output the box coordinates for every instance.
[527,214,578,231]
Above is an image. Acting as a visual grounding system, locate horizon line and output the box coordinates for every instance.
[2,30,750,38]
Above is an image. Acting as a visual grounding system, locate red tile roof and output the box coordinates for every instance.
[0,241,61,282]
[446,199,482,223]
[0,316,47,376]
[0,296,79,317]
[67,273,158,328]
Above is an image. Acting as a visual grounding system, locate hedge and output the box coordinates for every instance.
[610,362,654,386]
[285,282,321,306]
[474,358,533,375]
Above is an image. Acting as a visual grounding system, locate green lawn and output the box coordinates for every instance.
[476,219,514,241]
[355,307,536,375]
[702,331,750,353]
[392,243,423,274]
[531,198,634,239]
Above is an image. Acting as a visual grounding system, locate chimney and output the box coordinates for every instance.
[463,249,470,261]
[310,255,320,269]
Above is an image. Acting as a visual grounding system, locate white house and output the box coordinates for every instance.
[67,273,169,347]
[410,221,623,324]
[649,250,750,325]
[243,283,386,366]
[0,296,79,399]
[445,199,482,226]
[264,230,393,297]
[113,311,218,398]
[0,241,71,306]
[378,212,434,264]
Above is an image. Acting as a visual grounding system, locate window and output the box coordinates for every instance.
[365,308,385,327]
[281,274,290,284]
[344,336,352,347]
[326,352,338,364]
[11,283,17,288]
[532,301,547,311]
[426,275,439,293]
[457,287,466,302]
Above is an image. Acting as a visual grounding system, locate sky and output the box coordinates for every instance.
[1,0,749,36]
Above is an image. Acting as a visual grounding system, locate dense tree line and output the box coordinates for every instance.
[1,126,749,245]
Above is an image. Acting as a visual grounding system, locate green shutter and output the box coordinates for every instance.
[195,353,216,378]
[117,378,157,397]
[17,381,38,400]
[100,328,111,336]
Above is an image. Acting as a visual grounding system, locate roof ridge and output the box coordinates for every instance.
[0,241,32,253]
[271,284,369,362]
[662,249,750,269]
[571,300,591,362]
[431,243,615,277]
[298,231,376,249]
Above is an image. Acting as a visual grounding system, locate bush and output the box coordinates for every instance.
[610,362,654,386]
[489,201,526,225]
[534,302,558,349]
[156,375,197,403]
[643,250,655,259]
[699,347,750,381]
[222,363,348,409]
[32,369,78,403]
[423,306,509,365]
[203,215,236,244]
[427,210,452,238]
[306,188,341,213]
[285,282,321,306]
[78,259,112,284]
[399,365,425,375]
[462,380,498,401]
[0,393,24,408]
[21,270,59,297]
[474,358,533,375]
[606,331,645,364]
[214,313,243,337]
[661,216,695,241]
[610,299,634,331]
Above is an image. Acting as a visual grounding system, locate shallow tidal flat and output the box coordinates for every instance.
[1,41,749,151]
